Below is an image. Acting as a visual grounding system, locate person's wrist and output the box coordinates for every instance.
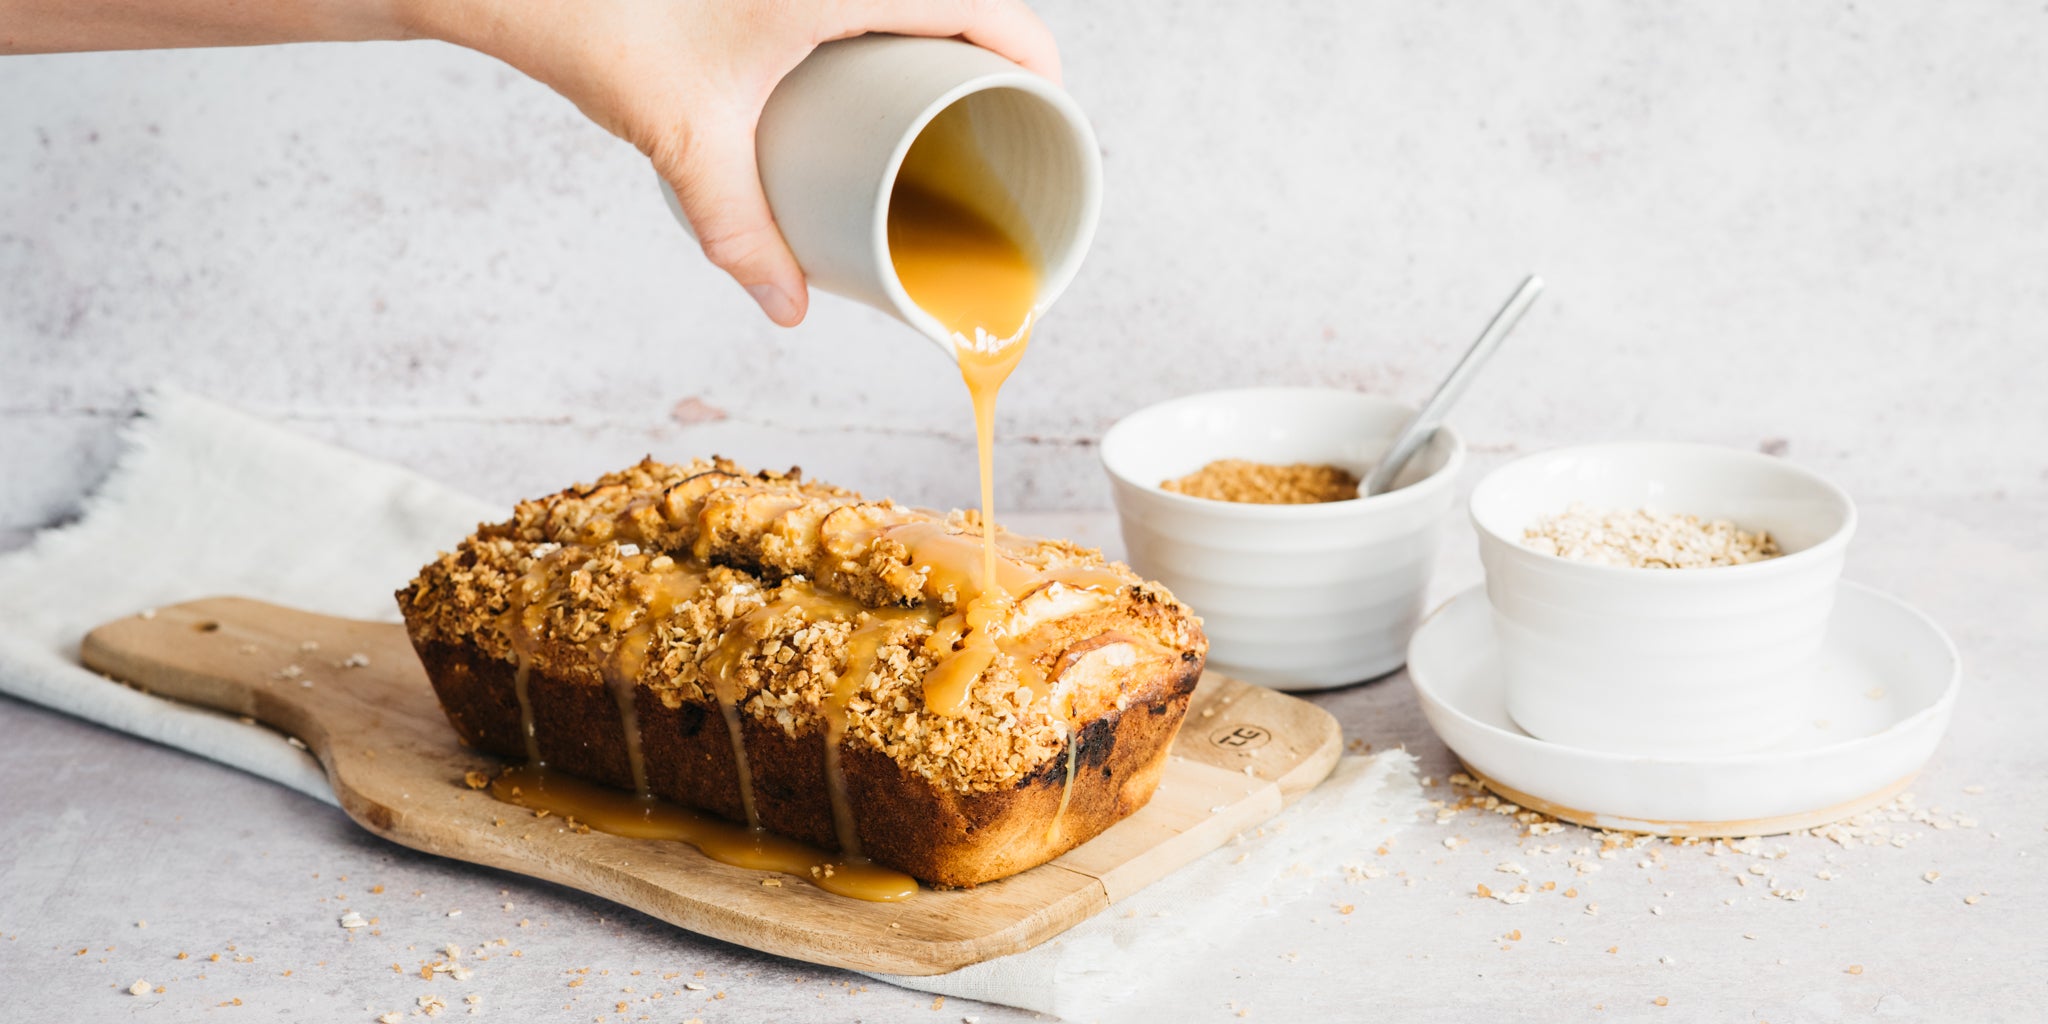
[390,0,487,47]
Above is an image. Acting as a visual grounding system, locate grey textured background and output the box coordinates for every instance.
[5,2,2045,538]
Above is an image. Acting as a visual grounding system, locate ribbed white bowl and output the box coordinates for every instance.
[1100,388,1464,690]
[1469,442,1857,755]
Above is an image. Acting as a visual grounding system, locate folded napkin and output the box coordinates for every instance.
[0,386,1424,1020]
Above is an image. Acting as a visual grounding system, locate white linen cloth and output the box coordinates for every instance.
[0,386,1424,1020]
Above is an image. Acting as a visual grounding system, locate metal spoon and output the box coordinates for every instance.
[1360,274,1545,496]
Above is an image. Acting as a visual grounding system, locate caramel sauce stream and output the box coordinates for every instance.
[889,102,1040,721]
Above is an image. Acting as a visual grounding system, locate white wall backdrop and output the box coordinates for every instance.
[5,2,2045,541]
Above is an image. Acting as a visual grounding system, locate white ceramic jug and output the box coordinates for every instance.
[659,34,1102,356]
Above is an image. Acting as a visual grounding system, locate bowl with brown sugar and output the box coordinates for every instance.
[1099,387,1465,690]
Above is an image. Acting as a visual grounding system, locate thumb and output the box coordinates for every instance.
[658,121,808,327]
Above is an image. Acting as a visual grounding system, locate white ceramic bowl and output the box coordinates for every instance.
[1100,388,1465,690]
[1469,442,1857,756]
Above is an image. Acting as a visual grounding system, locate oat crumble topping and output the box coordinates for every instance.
[400,457,1205,794]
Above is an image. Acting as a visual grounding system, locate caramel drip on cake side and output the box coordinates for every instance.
[702,583,866,829]
[821,612,937,859]
[600,554,704,796]
[499,546,581,765]
[491,766,917,902]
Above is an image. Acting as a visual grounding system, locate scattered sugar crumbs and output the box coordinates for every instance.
[1522,503,1780,568]
[1160,459,1359,505]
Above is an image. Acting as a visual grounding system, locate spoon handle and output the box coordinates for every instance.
[1362,274,1545,496]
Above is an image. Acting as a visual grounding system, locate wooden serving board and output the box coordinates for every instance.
[81,598,1343,976]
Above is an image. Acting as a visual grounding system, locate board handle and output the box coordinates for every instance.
[1175,672,1344,801]
[80,597,424,768]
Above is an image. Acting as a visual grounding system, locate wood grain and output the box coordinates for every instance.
[79,597,1342,975]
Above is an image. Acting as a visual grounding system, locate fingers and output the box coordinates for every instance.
[826,0,1062,82]
[654,118,809,327]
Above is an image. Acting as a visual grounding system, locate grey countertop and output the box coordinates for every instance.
[3,502,2041,1022]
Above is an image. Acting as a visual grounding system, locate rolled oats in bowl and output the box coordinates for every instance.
[1522,504,1781,569]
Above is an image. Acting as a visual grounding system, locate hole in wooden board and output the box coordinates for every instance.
[195,621,221,633]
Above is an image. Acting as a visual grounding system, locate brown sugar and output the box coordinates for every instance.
[1160,459,1359,505]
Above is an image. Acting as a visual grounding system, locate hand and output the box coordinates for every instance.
[409,0,1061,326]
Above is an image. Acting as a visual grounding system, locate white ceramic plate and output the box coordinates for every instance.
[1407,582,1960,835]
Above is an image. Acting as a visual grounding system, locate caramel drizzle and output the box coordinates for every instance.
[701,583,868,829]
[486,493,1144,896]
[511,651,539,764]
[821,614,931,858]
[601,558,703,797]
[492,765,917,902]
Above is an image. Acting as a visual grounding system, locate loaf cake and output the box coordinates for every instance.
[398,457,1207,887]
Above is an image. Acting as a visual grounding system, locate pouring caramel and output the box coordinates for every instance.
[476,103,1116,901]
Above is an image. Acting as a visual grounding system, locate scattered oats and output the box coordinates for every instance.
[683,983,705,991]
[1442,836,1467,850]
[1495,862,1527,875]
[447,909,463,917]
[378,1015,403,1024]
[135,920,147,929]
[237,643,259,654]
[1962,785,1985,795]
[1965,893,1984,905]
[275,664,303,680]
[1498,891,1531,906]
[1747,863,1769,876]
[1653,996,1669,1007]
[1743,933,1758,940]
[128,979,151,996]
[287,736,307,750]
[1584,903,1600,916]
[300,640,321,652]
[1209,805,1228,814]
[342,653,371,669]
[1474,883,1494,899]
[139,608,157,620]
[1768,888,1808,901]
[761,878,783,888]
[450,966,473,982]
[1659,955,1676,965]
[1846,964,1865,975]
[419,993,447,1016]
[1923,871,1941,884]
[1649,906,1664,916]
[339,911,368,930]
